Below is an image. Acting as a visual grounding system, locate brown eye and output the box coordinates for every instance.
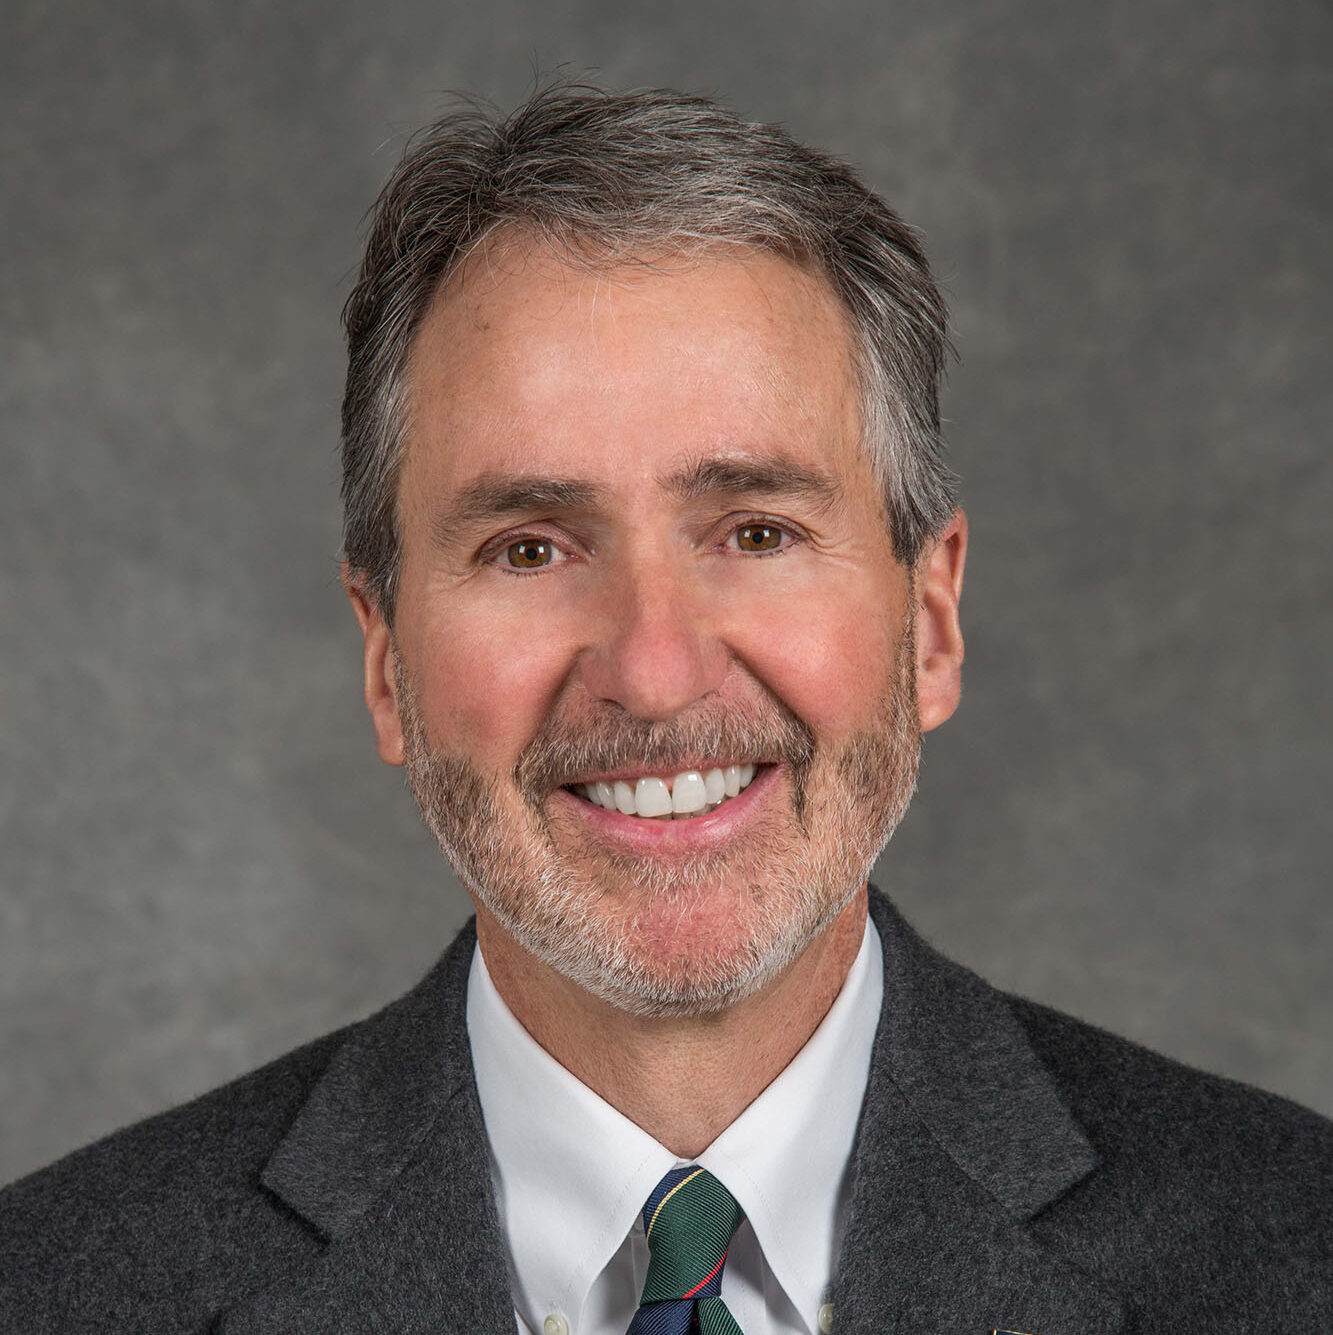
[735,524,783,553]
[506,539,553,569]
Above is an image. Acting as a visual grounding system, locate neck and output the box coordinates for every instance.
[474,890,869,1159]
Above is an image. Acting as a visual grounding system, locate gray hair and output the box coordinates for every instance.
[341,84,957,621]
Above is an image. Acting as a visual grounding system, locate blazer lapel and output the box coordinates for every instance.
[834,894,1127,1335]
[215,923,515,1335]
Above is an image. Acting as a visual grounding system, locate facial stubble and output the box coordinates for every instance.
[395,623,920,1017]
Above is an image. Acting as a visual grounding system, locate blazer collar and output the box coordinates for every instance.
[218,921,517,1334]
[834,891,1125,1334]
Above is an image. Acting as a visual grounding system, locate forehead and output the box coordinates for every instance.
[402,238,867,497]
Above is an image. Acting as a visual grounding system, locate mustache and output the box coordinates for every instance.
[513,693,816,811]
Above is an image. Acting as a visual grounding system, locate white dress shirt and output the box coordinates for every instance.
[466,916,883,1335]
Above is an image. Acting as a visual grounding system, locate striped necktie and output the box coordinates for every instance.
[626,1165,745,1335]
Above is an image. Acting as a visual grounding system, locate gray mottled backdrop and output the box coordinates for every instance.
[2,0,1330,1184]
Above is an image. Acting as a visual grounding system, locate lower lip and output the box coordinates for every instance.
[550,765,780,853]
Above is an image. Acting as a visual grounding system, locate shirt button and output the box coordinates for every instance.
[543,1316,569,1335]
[817,1302,834,1333]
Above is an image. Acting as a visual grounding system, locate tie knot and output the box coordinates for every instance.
[637,1166,744,1307]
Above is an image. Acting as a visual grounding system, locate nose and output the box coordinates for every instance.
[578,560,729,721]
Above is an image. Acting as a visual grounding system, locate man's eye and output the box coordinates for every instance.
[733,523,787,553]
[504,538,555,569]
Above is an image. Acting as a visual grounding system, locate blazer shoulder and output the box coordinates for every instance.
[1008,994,1333,1315]
[1009,993,1333,1169]
[0,923,481,1334]
[0,1025,348,1334]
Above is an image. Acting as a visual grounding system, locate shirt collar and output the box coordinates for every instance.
[697,917,882,1328]
[468,951,675,1329]
[467,914,882,1334]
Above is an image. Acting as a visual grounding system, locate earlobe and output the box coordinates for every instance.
[914,510,967,734]
[341,563,406,767]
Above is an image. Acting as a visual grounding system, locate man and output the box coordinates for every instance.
[1,84,1330,1334]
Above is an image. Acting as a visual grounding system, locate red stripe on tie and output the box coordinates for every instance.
[682,1245,731,1301]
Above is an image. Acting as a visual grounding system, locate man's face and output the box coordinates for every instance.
[355,240,950,1016]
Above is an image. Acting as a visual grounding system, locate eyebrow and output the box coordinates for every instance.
[431,452,844,546]
[664,455,844,508]
[432,474,605,544]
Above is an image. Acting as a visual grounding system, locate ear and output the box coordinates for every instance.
[341,563,405,766]
[914,509,967,734]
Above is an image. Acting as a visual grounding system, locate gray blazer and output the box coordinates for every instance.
[2,890,1331,1332]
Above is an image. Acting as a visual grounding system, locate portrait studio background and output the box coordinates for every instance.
[3,0,1330,1184]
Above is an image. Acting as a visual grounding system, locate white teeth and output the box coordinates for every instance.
[576,764,760,818]
[633,776,673,818]
[671,771,707,814]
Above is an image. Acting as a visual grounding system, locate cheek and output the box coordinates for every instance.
[729,584,907,739]
[407,598,579,765]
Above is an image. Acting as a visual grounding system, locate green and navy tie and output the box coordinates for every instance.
[626,1165,745,1335]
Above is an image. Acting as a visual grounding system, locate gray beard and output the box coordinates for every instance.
[395,635,919,1017]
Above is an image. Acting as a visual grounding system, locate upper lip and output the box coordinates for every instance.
[561,760,769,787]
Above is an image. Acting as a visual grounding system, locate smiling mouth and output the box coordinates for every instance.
[566,764,761,819]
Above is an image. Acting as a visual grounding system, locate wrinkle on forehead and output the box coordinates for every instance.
[427,228,854,382]
[403,234,868,514]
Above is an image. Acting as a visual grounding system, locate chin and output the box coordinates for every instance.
[541,926,808,1020]
[475,855,862,1019]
